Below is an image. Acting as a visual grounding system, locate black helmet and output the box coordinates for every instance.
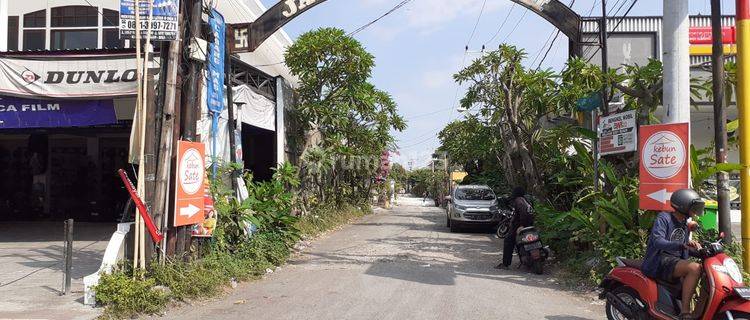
[670,189,705,215]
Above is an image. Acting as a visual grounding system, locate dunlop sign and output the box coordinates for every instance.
[228,0,327,53]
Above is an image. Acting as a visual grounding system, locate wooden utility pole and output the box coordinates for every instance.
[176,0,205,255]
[712,0,732,241]
[153,6,185,260]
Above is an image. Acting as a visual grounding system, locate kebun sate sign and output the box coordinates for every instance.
[639,123,690,211]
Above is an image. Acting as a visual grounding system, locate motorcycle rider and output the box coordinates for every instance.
[496,186,534,269]
[641,188,705,319]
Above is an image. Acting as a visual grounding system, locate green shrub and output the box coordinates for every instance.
[94,271,169,318]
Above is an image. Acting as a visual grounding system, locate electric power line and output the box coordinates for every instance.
[482,3,516,47]
[500,9,528,44]
[585,0,640,63]
[349,0,414,36]
[82,0,118,28]
[466,0,489,47]
[532,0,574,69]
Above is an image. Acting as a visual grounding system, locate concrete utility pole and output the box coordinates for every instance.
[712,0,732,242]
[735,0,750,270]
[662,1,691,124]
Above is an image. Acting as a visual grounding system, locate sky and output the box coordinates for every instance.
[259,0,736,169]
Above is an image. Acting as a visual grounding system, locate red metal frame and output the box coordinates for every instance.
[118,169,164,244]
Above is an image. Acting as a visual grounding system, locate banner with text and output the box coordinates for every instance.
[0,96,116,129]
[598,110,637,156]
[0,54,153,98]
[120,0,180,40]
[639,123,690,211]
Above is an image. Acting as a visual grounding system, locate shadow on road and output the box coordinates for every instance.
[294,200,568,292]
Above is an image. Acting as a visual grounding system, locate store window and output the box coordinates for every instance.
[52,30,98,50]
[51,6,98,27]
[103,9,119,27]
[102,9,123,48]
[19,6,126,51]
[23,30,45,51]
[23,10,46,28]
[8,16,19,51]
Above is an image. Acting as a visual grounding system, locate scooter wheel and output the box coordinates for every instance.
[532,260,543,274]
[723,312,750,320]
[605,286,640,320]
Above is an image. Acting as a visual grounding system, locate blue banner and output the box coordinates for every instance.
[0,96,117,129]
[206,10,226,115]
[207,10,226,177]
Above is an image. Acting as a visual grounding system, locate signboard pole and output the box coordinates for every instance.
[132,0,143,274]
[735,0,750,271]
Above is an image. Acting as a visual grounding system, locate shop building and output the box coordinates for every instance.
[0,0,297,222]
[579,15,739,162]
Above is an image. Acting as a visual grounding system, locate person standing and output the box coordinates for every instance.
[496,187,534,269]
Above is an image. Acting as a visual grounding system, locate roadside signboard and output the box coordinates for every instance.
[689,26,736,44]
[174,141,206,227]
[120,0,180,41]
[598,110,637,156]
[639,123,690,211]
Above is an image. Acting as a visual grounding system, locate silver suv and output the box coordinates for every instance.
[446,185,502,233]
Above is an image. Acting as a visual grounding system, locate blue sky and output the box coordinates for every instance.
[260,0,735,169]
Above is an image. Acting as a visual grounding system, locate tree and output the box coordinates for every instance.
[453,45,557,197]
[285,28,406,205]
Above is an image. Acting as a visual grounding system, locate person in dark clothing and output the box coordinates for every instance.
[496,187,534,269]
[642,189,704,319]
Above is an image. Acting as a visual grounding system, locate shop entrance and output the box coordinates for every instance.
[241,123,277,182]
[0,128,131,222]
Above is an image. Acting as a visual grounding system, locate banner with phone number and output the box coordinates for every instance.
[119,0,180,41]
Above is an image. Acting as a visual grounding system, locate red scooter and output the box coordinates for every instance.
[600,232,750,320]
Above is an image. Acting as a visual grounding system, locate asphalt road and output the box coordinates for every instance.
[158,195,603,320]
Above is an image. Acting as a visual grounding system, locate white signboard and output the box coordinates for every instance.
[598,109,637,156]
[0,54,151,98]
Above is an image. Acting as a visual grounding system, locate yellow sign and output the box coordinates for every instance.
[689,44,737,56]
[450,172,468,182]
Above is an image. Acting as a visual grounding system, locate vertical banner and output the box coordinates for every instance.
[639,123,690,211]
[174,141,206,227]
[207,10,226,175]
[119,0,180,40]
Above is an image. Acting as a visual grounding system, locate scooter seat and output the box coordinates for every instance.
[621,259,643,269]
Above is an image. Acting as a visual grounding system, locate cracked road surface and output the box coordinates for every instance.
[159,195,603,320]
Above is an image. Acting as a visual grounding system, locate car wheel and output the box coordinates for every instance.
[450,221,459,233]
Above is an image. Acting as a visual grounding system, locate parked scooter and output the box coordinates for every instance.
[600,232,750,319]
[495,208,513,238]
[515,226,549,274]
